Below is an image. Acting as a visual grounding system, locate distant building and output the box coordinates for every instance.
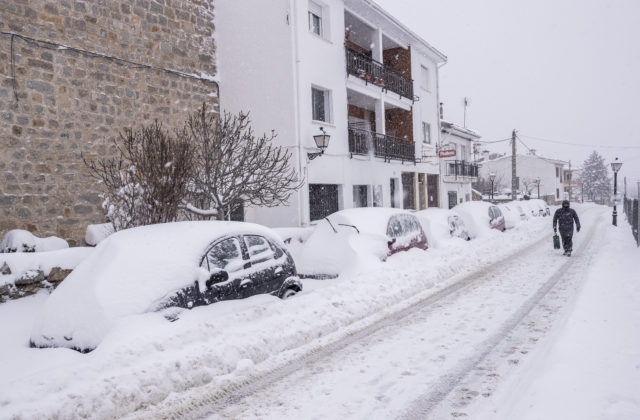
[478,150,568,204]
[217,0,447,226]
[439,121,480,209]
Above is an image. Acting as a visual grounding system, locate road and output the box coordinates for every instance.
[129,208,601,420]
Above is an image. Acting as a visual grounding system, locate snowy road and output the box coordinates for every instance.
[125,208,604,420]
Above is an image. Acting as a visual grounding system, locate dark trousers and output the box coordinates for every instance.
[560,230,573,252]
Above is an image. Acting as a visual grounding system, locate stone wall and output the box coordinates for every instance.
[0,0,218,245]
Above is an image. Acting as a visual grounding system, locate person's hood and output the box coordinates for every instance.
[562,200,570,207]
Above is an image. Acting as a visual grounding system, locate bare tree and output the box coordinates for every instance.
[83,121,197,230]
[473,173,506,196]
[520,177,536,196]
[186,104,302,220]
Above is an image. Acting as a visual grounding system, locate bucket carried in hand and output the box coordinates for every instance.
[553,233,560,249]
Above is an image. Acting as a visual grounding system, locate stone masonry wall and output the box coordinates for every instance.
[0,0,218,245]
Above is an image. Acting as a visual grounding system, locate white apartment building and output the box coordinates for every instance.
[217,0,446,226]
[439,120,480,209]
[478,150,568,204]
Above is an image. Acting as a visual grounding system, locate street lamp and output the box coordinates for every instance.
[489,172,496,202]
[308,127,331,161]
[610,157,623,226]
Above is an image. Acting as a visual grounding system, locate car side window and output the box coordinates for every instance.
[387,216,403,238]
[404,215,421,234]
[206,237,244,272]
[244,235,275,265]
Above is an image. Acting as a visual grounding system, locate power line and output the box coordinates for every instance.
[520,134,640,150]
[474,137,512,144]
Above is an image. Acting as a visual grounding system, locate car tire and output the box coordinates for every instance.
[281,288,298,299]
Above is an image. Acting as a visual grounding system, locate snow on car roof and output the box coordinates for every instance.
[30,221,282,351]
[326,207,414,235]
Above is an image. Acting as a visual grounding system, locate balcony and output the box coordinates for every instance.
[444,160,479,182]
[345,47,414,101]
[348,126,415,162]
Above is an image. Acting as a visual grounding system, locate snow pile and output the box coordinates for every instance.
[84,223,115,246]
[30,221,285,351]
[0,214,555,419]
[0,230,68,253]
[0,247,93,288]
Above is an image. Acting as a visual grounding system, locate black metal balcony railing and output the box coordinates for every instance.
[446,160,479,178]
[348,126,415,162]
[345,47,414,100]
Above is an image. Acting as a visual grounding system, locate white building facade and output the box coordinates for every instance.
[217,0,446,226]
[439,121,480,209]
[478,151,568,204]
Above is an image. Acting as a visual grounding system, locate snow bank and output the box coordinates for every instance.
[0,230,68,253]
[0,214,554,419]
[0,247,93,288]
[272,227,314,264]
[30,221,285,351]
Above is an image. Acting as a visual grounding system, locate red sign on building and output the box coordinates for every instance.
[438,149,456,158]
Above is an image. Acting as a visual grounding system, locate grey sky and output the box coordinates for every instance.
[376,0,640,193]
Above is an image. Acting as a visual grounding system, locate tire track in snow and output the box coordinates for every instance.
[397,210,602,420]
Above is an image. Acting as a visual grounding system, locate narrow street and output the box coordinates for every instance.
[127,208,603,420]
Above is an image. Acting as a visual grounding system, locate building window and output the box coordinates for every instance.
[420,65,430,91]
[422,122,431,144]
[308,1,323,36]
[556,167,559,177]
[556,188,560,199]
[309,184,339,221]
[312,86,331,122]
[460,144,467,161]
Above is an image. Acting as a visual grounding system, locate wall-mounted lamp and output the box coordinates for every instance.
[308,127,330,161]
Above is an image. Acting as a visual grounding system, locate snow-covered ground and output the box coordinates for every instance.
[0,204,638,419]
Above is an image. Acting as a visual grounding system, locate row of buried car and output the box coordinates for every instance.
[29,199,550,352]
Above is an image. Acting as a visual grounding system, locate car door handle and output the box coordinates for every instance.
[275,267,283,274]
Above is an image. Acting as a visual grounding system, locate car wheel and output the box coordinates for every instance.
[281,288,298,299]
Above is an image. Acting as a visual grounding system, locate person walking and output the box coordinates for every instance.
[553,200,581,256]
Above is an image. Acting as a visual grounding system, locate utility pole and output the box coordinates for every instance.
[511,129,517,200]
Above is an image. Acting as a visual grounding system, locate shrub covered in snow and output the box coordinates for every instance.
[0,230,68,253]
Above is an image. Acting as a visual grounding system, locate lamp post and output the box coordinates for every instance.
[610,157,623,226]
[534,177,541,199]
[308,127,331,161]
[489,172,496,202]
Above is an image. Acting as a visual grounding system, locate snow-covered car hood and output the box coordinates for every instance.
[30,221,285,352]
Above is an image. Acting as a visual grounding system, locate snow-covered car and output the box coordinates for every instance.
[454,201,506,237]
[297,208,428,277]
[498,204,518,229]
[416,208,471,246]
[30,221,302,352]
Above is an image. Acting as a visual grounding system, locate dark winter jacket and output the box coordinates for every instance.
[553,206,580,233]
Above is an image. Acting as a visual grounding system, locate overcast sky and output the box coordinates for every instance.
[376,0,640,194]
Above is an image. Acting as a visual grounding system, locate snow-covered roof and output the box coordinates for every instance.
[441,120,481,140]
[482,153,568,166]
